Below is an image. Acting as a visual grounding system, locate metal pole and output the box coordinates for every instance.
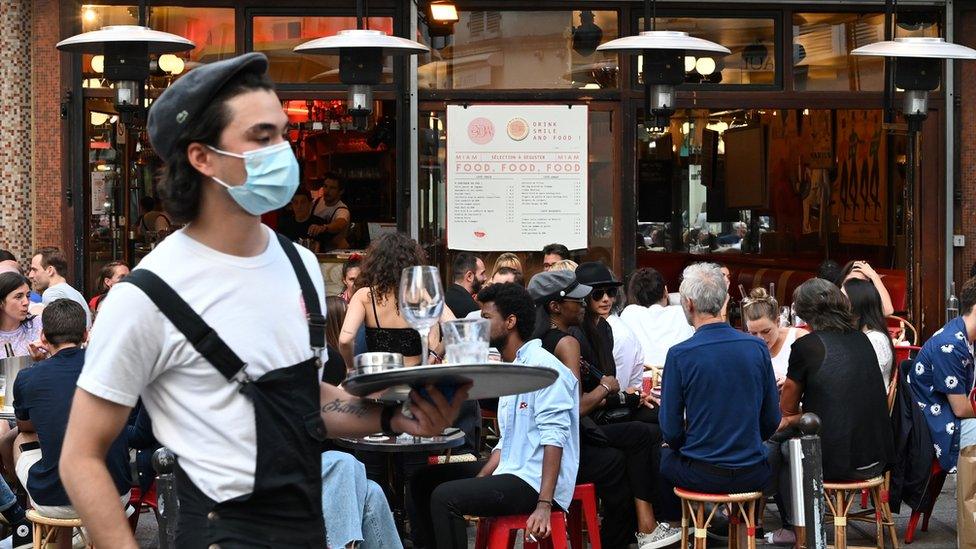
[152,448,179,549]
[906,129,920,325]
[408,0,420,240]
[788,413,827,549]
[946,0,956,313]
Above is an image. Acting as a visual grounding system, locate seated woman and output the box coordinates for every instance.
[320,451,399,549]
[839,260,895,316]
[842,278,895,389]
[766,278,894,545]
[529,269,680,549]
[742,287,804,389]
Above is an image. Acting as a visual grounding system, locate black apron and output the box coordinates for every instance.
[125,233,328,548]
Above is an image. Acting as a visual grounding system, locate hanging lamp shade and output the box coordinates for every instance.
[294,29,429,56]
[597,30,729,56]
[56,25,194,54]
[851,37,976,59]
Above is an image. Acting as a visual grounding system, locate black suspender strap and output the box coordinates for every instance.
[124,269,247,382]
[275,233,326,351]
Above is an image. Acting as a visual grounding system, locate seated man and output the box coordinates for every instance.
[659,263,780,494]
[320,451,399,549]
[909,276,976,474]
[13,299,131,521]
[410,283,579,549]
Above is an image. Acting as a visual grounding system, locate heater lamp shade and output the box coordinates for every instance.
[851,37,976,60]
[57,25,194,54]
[597,30,729,56]
[295,29,429,56]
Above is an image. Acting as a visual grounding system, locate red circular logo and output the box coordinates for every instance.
[467,117,495,145]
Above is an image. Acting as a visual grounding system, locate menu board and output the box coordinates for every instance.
[446,105,588,252]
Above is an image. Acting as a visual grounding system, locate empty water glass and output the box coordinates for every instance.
[442,318,490,364]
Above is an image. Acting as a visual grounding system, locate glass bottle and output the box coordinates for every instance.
[947,280,960,321]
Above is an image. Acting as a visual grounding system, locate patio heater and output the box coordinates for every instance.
[852,36,976,324]
[295,0,429,130]
[56,1,194,126]
[596,0,728,131]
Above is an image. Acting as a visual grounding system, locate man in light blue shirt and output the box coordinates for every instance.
[409,283,579,549]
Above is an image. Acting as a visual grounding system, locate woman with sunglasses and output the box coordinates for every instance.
[576,262,643,392]
[527,270,681,549]
[742,287,804,390]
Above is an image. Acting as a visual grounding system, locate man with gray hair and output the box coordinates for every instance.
[659,263,780,495]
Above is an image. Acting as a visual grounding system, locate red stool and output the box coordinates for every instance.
[127,481,160,531]
[474,511,568,549]
[567,483,601,549]
[905,459,947,544]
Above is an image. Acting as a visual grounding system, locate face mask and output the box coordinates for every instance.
[208,141,299,216]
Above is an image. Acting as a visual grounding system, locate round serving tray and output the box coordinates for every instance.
[342,362,559,403]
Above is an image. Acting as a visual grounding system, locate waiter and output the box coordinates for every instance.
[59,53,467,548]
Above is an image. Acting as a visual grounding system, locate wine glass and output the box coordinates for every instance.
[399,266,445,365]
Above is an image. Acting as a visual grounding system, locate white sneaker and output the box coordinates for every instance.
[636,522,682,549]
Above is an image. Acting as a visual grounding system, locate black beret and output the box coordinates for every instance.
[147,52,269,162]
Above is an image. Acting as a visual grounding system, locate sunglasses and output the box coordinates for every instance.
[590,287,619,301]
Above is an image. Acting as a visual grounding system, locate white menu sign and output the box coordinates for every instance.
[447,105,588,252]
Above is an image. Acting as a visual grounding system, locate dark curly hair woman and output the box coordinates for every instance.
[337,232,454,367]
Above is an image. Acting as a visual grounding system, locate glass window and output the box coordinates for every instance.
[793,12,941,91]
[418,10,619,90]
[637,17,777,86]
[80,6,235,77]
[251,17,395,84]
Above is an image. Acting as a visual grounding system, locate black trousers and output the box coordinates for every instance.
[410,461,540,549]
[577,420,667,548]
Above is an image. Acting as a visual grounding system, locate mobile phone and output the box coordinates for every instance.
[414,382,458,405]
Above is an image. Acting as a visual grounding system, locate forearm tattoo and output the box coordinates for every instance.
[321,398,371,418]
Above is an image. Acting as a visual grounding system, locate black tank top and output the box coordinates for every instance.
[363,289,423,358]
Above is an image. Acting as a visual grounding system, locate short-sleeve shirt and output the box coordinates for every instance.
[13,348,130,505]
[0,317,42,358]
[41,283,92,328]
[77,226,326,503]
[907,316,976,472]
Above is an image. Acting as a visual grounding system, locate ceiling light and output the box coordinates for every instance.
[91,54,104,73]
[429,2,458,23]
[695,57,716,76]
[684,56,696,72]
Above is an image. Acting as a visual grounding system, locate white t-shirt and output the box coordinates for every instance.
[78,226,326,503]
[770,327,801,379]
[605,315,644,389]
[865,329,894,388]
[619,303,694,367]
[42,283,91,327]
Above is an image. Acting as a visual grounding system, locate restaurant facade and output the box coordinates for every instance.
[2,0,974,336]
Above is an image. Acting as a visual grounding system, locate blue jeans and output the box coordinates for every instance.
[321,451,402,549]
[0,475,17,513]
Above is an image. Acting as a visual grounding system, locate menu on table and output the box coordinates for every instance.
[446,105,588,252]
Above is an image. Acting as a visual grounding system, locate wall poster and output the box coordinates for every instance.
[446,104,588,251]
[835,110,887,245]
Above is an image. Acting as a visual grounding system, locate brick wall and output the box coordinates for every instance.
[959,10,976,286]
[31,0,64,254]
[0,0,32,264]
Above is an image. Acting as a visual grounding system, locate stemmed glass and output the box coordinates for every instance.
[399,266,445,365]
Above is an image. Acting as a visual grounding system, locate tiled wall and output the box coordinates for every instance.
[0,0,32,264]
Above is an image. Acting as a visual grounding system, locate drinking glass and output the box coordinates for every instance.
[778,306,793,327]
[442,319,490,364]
[399,266,445,365]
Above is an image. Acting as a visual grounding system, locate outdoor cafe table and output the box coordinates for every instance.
[335,429,466,535]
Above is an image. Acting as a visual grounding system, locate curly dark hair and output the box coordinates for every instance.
[477,282,536,342]
[157,70,275,223]
[356,232,427,304]
[792,278,855,332]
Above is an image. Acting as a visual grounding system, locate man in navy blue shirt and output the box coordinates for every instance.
[659,263,780,494]
[12,299,131,521]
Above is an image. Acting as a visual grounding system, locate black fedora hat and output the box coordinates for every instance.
[576,262,622,287]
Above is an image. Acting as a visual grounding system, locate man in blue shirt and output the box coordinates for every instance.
[908,277,976,474]
[12,299,131,524]
[410,283,579,548]
[660,263,780,494]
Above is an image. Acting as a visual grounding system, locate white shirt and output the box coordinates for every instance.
[605,315,644,389]
[770,327,801,379]
[78,226,326,503]
[619,303,694,367]
[865,329,894,388]
[42,282,91,327]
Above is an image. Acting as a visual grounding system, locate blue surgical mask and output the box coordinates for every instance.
[208,141,299,216]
